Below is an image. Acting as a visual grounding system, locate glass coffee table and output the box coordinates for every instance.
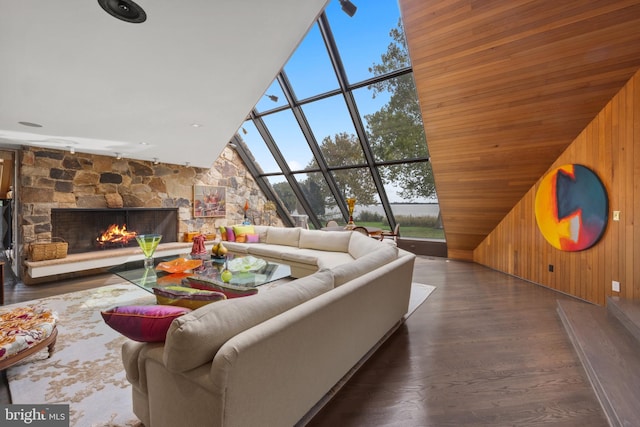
[110,254,291,293]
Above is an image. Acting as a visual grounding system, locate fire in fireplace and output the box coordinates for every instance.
[51,208,178,254]
[96,224,138,249]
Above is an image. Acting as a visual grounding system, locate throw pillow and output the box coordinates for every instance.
[218,226,227,241]
[246,233,260,243]
[232,225,255,243]
[153,286,226,310]
[101,305,192,342]
[225,227,236,242]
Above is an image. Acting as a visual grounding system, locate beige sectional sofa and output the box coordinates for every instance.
[122,226,416,427]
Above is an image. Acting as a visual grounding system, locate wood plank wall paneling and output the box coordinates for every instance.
[475,69,640,305]
[399,0,640,256]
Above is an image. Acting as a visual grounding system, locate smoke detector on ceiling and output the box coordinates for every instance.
[97,0,147,24]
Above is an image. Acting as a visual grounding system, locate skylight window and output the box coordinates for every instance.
[234,0,443,240]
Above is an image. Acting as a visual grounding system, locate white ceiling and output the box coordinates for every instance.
[0,0,328,167]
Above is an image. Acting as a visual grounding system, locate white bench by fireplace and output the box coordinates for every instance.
[24,242,215,279]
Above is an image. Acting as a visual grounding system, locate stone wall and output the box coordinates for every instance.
[18,146,281,254]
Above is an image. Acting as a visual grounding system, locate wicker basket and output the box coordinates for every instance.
[28,237,68,261]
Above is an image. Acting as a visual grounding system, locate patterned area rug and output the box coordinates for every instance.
[5,283,154,427]
[5,281,435,427]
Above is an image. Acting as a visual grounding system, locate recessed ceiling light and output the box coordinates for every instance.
[97,0,147,24]
[18,121,43,128]
[139,141,149,145]
[191,123,203,128]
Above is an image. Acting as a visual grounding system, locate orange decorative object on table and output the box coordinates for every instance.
[156,258,203,274]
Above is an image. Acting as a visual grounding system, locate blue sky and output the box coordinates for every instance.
[248,0,401,161]
[241,0,420,202]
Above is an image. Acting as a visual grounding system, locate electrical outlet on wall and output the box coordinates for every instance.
[612,280,620,292]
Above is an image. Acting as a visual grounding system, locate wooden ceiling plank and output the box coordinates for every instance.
[400,0,640,255]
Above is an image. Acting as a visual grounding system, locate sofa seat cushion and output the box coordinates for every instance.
[247,243,297,260]
[299,229,350,252]
[331,245,398,287]
[316,251,357,270]
[163,269,334,373]
[218,241,250,254]
[280,248,325,267]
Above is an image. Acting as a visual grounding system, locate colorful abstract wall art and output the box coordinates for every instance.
[534,164,608,251]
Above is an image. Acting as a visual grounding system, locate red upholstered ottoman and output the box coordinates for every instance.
[0,306,58,370]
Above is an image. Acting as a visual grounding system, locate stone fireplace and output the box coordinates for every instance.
[18,146,282,282]
[51,208,178,254]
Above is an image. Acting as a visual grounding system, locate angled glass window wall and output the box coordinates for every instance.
[233,0,443,241]
[327,0,406,84]
[284,23,339,100]
[254,80,287,113]
[239,121,280,174]
[261,110,314,172]
[301,95,365,167]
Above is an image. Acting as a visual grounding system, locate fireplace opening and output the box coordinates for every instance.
[51,208,178,254]
[96,223,139,249]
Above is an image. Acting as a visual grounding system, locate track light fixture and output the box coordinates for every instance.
[67,146,75,154]
[153,158,159,165]
[116,153,122,160]
[339,0,357,17]
[267,94,278,102]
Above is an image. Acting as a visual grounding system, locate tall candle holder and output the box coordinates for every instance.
[344,197,356,230]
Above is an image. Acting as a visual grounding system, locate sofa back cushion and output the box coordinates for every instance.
[163,269,334,373]
[266,227,301,247]
[348,230,390,259]
[332,244,398,287]
[253,226,269,242]
[299,229,350,253]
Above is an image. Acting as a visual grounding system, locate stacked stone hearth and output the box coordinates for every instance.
[18,145,280,264]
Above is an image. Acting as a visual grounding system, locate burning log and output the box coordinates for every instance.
[96,224,138,247]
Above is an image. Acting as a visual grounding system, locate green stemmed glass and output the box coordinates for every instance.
[135,234,162,269]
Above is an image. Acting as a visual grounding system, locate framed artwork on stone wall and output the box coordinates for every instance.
[193,185,226,218]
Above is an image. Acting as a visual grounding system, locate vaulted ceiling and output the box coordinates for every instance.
[399,0,640,258]
[0,0,327,167]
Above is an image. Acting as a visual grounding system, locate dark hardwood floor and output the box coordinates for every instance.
[1,256,608,426]
[307,257,608,426]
